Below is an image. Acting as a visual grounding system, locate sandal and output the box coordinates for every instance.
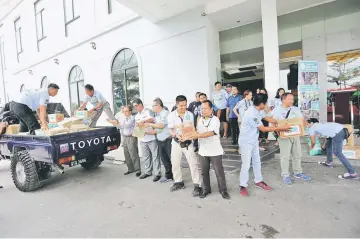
[318,161,333,168]
[338,173,359,179]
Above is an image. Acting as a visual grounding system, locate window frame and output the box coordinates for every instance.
[63,0,80,37]
[20,84,25,93]
[34,1,47,51]
[14,17,23,62]
[40,76,49,89]
[68,65,84,114]
[0,35,6,70]
[107,0,112,14]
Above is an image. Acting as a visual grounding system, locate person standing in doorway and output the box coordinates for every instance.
[167,95,202,197]
[133,98,162,182]
[191,100,230,199]
[144,98,174,183]
[307,118,359,179]
[269,93,312,185]
[226,86,242,145]
[225,84,233,97]
[77,84,116,127]
[212,81,229,138]
[238,93,291,196]
[108,106,141,176]
[10,83,60,134]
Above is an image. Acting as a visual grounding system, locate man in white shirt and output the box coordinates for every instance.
[10,83,59,134]
[307,118,359,179]
[167,95,202,197]
[133,98,161,182]
[212,81,229,138]
[77,84,115,127]
[269,93,312,185]
[190,100,229,199]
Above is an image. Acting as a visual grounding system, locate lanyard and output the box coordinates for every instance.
[201,116,213,131]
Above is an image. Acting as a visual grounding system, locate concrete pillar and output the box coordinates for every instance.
[261,0,280,99]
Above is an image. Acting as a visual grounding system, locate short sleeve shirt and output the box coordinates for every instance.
[197,116,224,156]
[84,91,107,107]
[167,110,194,137]
[154,109,171,141]
[309,122,343,138]
[269,105,303,120]
[226,94,242,118]
[15,89,50,111]
[135,108,156,142]
[235,99,253,118]
[238,106,264,144]
[212,89,228,110]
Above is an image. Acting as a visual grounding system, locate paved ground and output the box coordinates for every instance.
[0,155,359,238]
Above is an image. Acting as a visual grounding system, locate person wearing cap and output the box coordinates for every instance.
[307,118,359,179]
[212,81,229,138]
[9,83,60,134]
[144,98,173,182]
[133,98,162,182]
[77,84,116,127]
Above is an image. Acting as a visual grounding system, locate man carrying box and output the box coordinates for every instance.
[9,83,59,134]
[269,93,312,185]
[307,118,359,179]
[77,84,116,127]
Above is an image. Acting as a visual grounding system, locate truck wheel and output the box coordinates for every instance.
[81,155,103,170]
[10,151,43,192]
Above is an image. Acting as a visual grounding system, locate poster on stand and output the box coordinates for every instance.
[298,60,320,120]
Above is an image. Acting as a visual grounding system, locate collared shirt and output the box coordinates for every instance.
[168,110,194,137]
[226,94,242,118]
[119,116,136,136]
[154,109,171,141]
[234,99,253,117]
[197,116,224,156]
[269,105,303,120]
[84,90,108,107]
[212,89,229,110]
[309,122,343,138]
[271,98,282,109]
[135,108,155,142]
[238,106,264,144]
[14,89,50,111]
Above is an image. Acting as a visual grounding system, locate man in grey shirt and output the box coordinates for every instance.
[77,84,115,127]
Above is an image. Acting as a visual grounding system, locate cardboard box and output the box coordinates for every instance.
[75,110,93,119]
[48,114,64,123]
[44,128,70,136]
[343,124,354,147]
[5,124,20,134]
[278,117,305,138]
[58,118,84,128]
[342,146,360,160]
[70,124,89,132]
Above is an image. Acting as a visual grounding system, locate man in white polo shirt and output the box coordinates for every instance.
[168,95,202,197]
[133,98,161,182]
[307,118,359,179]
[77,84,116,127]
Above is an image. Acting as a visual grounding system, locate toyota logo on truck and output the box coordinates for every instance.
[60,136,114,152]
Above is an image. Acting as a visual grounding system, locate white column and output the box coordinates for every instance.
[261,0,280,99]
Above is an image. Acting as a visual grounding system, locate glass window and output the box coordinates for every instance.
[63,0,79,36]
[20,84,25,93]
[40,76,48,88]
[68,65,84,114]
[0,36,5,70]
[14,18,23,60]
[108,0,112,14]
[111,49,139,113]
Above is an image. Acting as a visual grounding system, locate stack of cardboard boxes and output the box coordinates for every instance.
[342,124,359,160]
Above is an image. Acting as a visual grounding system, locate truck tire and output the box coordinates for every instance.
[80,155,103,170]
[10,151,43,192]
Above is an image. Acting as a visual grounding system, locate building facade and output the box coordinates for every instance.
[0,0,359,125]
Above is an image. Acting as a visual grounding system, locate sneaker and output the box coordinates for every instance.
[192,186,202,197]
[255,181,272,191]
[338,173,360,180]
[239,186,248,197]
[283,176,292,185]
[293,173,312,181]
[318,161,333,168]
[170,182,185,192]
[160,178,173,183]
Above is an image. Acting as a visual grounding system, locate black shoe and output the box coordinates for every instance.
[194,147,199,153]
[192,186,202,197]
[199,190,210,198]
[124,171,133,175]
[170,182,185,192]
[153,175,161,182]
[0,186,3,189]
[135,172,141,177]
[220,191,230,199]
[139,174,151,179]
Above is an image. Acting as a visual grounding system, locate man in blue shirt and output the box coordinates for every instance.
[226,86,242,145]
[77,84,116,127]
[10,83,59,134]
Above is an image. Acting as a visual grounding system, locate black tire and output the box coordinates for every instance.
[80,155,103,170]
[10,151,43,192]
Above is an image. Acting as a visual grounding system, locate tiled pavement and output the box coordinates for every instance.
[181,138,280,174]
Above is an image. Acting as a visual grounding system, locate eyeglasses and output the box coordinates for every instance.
[152,105,158,107]
[133,104,139,107]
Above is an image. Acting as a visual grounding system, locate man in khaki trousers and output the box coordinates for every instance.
[269,93,312,185]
